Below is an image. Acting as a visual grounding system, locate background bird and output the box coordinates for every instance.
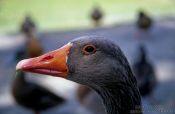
[90,6,103,27]
[12,71,65,114]
[20,15,36,37]
[137,11,152,31]
[132,45,157,98]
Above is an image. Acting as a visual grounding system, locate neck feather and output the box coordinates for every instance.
[95,82,142,114]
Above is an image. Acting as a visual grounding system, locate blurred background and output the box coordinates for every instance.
[0,0,175,114]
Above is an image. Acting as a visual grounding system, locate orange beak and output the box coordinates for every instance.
[16,43,72,78]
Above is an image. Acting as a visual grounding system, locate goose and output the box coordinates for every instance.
[20,15,36,36]
[16,36,142,114]
[12,71,65,114]
[137,11,152,31]
[132,45,157,97]
[90,6,103,27]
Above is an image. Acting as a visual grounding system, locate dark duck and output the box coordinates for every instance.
[16,36,142,114]
[137,11,152,31]
[12,71,65,114]
[90,6,103,27]
[132,45,157,97]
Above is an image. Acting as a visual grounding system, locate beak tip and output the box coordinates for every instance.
[16,61,23,70]
[16,59,29,71]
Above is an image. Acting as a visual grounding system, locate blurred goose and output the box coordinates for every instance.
[137,11,152,31]
[12,71,65,114]
[21,15,36,36]
[90,6,103,27]
[132,45,157,97]
[16,36,142,114]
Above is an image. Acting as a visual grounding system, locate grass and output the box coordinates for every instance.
[0,0,175,33]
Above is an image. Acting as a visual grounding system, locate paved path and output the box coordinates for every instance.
[0,17,175,114]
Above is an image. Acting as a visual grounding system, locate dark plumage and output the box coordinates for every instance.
[137,11,152,31]
[21,15,36,36]
[16,36,142,114]
[132,45,157,97]
[12,71,65,114]
[90,6,103,26]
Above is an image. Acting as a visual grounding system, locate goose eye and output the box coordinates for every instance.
[82,45,96,55]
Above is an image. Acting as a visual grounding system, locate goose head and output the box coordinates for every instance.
[16,36,142,114]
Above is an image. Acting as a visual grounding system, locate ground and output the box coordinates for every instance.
[0,17,175,114]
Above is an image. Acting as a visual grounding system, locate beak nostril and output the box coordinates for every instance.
[40,55,54,62]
